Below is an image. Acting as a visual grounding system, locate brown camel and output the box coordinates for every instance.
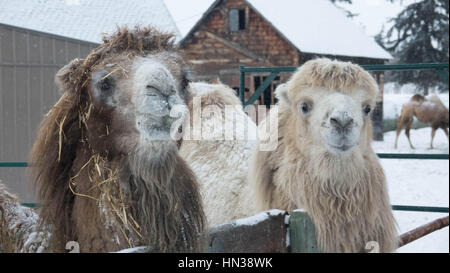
[0,26,205,253]
[395,94,449,149]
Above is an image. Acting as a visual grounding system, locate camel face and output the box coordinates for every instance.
[132,58,186,141]
[291,87,373,155]
[279,58,378,157]
[89,53,187,147]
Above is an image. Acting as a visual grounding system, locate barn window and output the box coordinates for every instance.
[229,8,247,32]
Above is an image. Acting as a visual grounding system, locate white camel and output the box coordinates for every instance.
[182,58,398,253]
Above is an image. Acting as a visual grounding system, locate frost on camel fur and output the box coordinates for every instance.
[250,58,398,252]
[1,27,205,253]
[0,183,50,253]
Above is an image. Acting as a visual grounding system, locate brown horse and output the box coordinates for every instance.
[395,94,449,149]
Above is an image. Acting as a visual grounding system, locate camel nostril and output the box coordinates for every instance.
[343,117,354,128]
[330,117,340,128]
[330,116,354,130]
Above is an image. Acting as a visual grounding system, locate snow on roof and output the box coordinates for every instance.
[247,0,392,59]
[0,0,181,44]
[167,0,392,60]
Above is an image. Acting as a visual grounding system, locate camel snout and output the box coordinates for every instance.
[330,112,354,132]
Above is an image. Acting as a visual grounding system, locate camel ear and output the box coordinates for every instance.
[275,83,290,105]
[55,58,84,95]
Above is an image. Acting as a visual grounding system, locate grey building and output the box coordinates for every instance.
[0,23,97,202]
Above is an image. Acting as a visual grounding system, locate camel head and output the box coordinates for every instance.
[269,59,397,252]
[30,27,204,252]
[277,58,379,156]
[55,29,190,155]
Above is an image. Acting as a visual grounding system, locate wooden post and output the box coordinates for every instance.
[205,210,288,253]
[372,72,384,141]
[239,65,245,106]
[289,210,321,253]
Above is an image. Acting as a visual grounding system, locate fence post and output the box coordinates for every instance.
[289,210,321,253]
[206,210,289,253]
[239,65,245,106]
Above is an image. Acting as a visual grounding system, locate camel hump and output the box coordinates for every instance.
[188,82,242,107]
[410,94,425,103]
[426,94,446,107]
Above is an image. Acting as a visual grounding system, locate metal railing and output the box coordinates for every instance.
[239,62,449,107]
[1,157,449,212]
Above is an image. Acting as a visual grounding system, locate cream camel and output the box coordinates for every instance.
[249,58,398,252]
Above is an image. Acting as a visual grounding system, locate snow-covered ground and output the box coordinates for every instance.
[372,82,449,252]
[372,127,449,253]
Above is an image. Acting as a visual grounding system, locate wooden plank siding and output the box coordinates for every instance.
[0,24,97,202]
[182,0,300,93]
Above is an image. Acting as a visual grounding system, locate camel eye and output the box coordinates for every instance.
[100,78,114,93]
[146,85,164,97]
[300,102,312,115]
[363,104,371,115]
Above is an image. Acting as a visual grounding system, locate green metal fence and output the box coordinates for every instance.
[1,157,449,212]
[239,62,449,107]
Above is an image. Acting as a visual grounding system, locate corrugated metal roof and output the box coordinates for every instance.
[0,0,181,44]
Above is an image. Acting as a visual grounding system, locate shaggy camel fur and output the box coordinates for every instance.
[395,94,449,149]
[180,82,258,227]
[181,60,398,252]
[0,183,50,252]
[249,59,398,252]
[0,27,205,253]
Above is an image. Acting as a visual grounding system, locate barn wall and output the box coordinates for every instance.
[0,24,97,202]
[205,0,300,67]
[181,0,300,91]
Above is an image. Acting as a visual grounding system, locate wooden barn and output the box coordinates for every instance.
[0,0,179,202]
[176,0,392,138]
[179,0,392,103]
